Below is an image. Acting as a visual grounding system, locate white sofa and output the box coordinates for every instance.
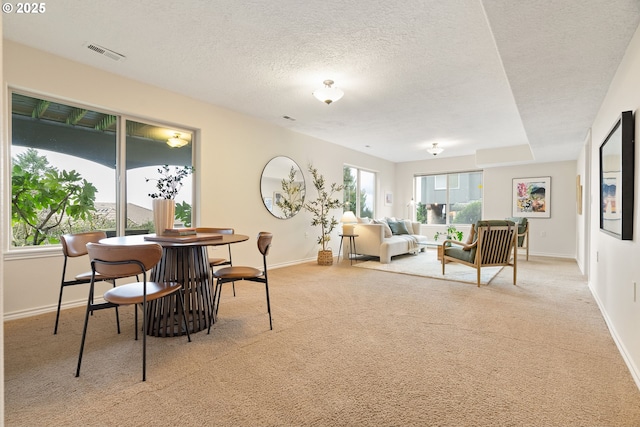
[348,219,428,264]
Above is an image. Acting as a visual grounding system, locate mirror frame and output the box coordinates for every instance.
[260,156,306,219]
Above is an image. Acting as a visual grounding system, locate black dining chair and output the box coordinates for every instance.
[75,242,191,381]
[210,232,273,332]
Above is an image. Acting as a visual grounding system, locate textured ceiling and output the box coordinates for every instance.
[3,0,640,164]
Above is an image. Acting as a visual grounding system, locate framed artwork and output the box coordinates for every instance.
[384,192,393,206]
[576,175,583,215]
[599,111,634,240]
[512,176,551,218]
[273,191,283,206]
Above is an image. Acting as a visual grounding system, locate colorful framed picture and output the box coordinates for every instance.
[512,177,551,218]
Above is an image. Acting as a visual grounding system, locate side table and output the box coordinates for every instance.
[338,234,359,265]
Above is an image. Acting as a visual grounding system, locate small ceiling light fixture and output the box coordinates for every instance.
[166,133,189,148]
[313,79,344,105]
[427,143,444,156]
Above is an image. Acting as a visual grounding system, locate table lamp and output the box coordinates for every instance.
[341,211,357,234]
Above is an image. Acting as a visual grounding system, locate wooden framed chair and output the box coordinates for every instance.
[506,217,529,261]
[75,242,191,381]
[55,231,119,335]
[442,220,517,287]
[210,232,273,333]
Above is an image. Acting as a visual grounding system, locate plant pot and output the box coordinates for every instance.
[153,199,175,236]
[317,249,334,266]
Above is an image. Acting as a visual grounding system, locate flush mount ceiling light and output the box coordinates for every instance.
[166,133,189,148]
[427,143,444,156]
[312,79,344,105]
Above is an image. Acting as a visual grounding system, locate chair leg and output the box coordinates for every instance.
[215,279,223,316]
[134,304,139,341]
[207,279,217,334]
[142,298,147,382]
[178,290,192,342]
[54,283,65,335]
[111,280,121,334]
[75,291,94,377]
[265,280,272,330]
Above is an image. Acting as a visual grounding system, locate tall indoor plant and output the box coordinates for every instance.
[303,164,344,265]
[146,165,193,235]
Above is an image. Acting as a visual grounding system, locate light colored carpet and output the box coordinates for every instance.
[353,249,503,285]
[4,256,640,426]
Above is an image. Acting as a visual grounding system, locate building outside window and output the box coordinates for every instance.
[9,91,194,248]
[343,166,375,219]
[414,171,482,225]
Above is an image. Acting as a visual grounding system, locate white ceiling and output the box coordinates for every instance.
[3,0,640,164]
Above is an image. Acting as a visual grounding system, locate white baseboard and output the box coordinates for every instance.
[4,258,317,322]
[589,280,640,391]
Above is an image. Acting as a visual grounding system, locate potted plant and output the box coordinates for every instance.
[146,165,194,235]
[303,164,344,265]
[433,225,463,242]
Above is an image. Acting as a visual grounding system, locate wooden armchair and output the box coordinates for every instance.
[506,217,529,260]
[442,220,517,287]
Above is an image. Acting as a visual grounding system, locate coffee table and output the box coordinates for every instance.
[418,241,446,261]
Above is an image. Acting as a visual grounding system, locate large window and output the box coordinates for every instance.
[344,166,375,219]
[414,171,482,225]
[10,91,193,247]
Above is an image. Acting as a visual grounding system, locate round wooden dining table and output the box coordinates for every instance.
[100,232,249,337]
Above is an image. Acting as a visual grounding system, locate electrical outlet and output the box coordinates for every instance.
[540,231,546,237]
[304,232,308,239]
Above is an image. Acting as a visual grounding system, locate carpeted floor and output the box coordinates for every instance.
[4,256,640,426]
[352,249,503,284]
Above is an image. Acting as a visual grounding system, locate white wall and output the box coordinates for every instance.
[0,14,6,420]
[395,157,577,258]
[1,41,395,317]
[588,23,640,387]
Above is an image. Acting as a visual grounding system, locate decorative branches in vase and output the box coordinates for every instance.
[303,164,344,265]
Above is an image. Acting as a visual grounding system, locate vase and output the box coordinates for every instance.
[152,199,175,236]
[317,249,333,266]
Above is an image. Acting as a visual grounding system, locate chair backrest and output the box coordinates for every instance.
[195,227,234,235]
[476,220,517,265]
[86,242,162,278]
[257,232,273,256]
[61,231,107,257]
[505,217,528,247]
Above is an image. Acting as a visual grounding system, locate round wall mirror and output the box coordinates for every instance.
[260,156,306,219]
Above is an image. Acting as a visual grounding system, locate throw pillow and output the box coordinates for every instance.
[388,220,410,235]
[373,219,392,238]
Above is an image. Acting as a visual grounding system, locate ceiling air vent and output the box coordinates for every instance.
[85,43,126,62]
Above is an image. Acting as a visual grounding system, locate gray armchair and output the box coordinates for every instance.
[442,220,518,287]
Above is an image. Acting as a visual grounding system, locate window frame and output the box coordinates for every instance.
[6,88,196,256]
[344,165,377,219]
[414,170,483,225]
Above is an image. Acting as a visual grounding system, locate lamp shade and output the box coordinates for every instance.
[341,211,357,234]
[313,80,344,105]
[167,134,189,148]
[427,143,443,156]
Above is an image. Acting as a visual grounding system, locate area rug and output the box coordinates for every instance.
[353,249,503,285]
